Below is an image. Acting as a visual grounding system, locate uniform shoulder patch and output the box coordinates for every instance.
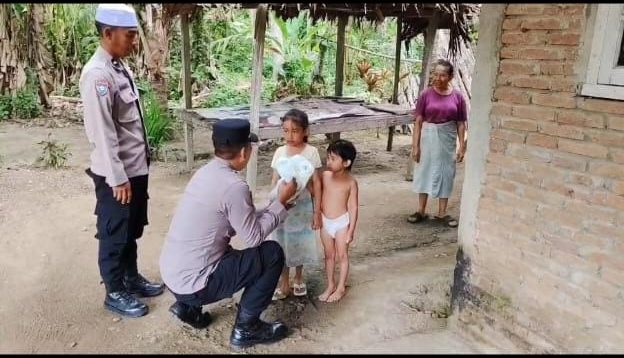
[95,79,111,97]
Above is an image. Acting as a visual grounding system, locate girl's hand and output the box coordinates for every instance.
[346,233,354,244]
[312,212,322,230]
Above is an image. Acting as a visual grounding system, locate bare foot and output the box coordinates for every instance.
[318,286,335,302]
[327,287,346,302]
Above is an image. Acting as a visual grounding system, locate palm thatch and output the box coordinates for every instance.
[164,3,480,59]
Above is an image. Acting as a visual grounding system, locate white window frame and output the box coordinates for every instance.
[581,3,624,100]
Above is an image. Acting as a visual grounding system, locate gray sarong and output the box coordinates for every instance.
[412,121,458,198]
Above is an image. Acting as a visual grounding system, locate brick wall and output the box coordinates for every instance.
[460,4,624,353]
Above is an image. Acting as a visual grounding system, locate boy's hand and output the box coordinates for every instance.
[312,212,322,230]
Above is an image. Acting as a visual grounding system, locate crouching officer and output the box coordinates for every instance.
[159,119,298,349]
[80,4,164,318]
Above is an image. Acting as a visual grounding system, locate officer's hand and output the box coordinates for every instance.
[113,181,132,205]
[278,179,297,207]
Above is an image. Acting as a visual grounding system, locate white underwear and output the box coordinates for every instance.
[322,212,350,238]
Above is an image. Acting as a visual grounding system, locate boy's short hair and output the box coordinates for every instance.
[327,139,357,170]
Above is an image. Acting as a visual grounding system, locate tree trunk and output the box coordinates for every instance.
[28,3,53,108]
[138,4,172,106]
[269,11,284,82]
[0,4,27,95]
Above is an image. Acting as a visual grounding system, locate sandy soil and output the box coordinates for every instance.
[0,120,499,353]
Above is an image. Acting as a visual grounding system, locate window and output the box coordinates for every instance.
[582,4,624,100]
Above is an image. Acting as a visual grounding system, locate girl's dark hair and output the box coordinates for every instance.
[327,139,357,170]
[435,59,455,78]
[281,108,310,143]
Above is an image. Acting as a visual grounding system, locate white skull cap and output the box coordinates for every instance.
[95,4,138,28]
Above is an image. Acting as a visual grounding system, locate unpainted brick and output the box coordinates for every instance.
[580,98,624,116]
[609,148,624,165]
[494,87,531,104]
[558,139,608,159]
[502,18,522,30]
[521,17,567,30]
[590,129,624,149]
[501,117,538,132]
[491,128,526,144]
[500,60,540,75]
[511,76,551,90]
[611,180,624,195]
[549,32,581,46]
[490,102,513,116]
[540,62,564,75]
[512,105,556,121]
[551,152,588,172]
[606,115,624,131]
[506,4,547,15]
[527,133,558,149]
[588,161,624,179]
[519,47,565,61]
[502,31,548,46]
[562,4,586,16]
[539,121,584,140]
[532,92,576,109]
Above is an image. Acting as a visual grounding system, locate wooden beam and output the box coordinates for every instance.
[406,14,439,181]
[329,15,348,142]
[335,16,347,97]
[246,4,268,193]
[387,14,403,152]
[181,14,194,171]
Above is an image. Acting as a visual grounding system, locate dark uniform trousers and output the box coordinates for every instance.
[86,168,149,293]
[172,241,285,318]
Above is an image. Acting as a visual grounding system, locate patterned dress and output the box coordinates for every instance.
[270,144,322,268]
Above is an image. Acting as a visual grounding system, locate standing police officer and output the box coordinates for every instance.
[80,4,164,318]
[160,119,298,349]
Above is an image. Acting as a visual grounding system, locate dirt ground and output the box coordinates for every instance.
[0,119,501,354]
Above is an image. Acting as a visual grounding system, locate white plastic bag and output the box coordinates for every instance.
[269,154,315,204]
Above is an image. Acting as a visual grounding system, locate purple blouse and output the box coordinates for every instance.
[414,87,468,124]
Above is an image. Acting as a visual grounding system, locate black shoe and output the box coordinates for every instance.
[169,302,212,329]
[123,273,165,297]
[230,319,288,349]
[104,291,148,318]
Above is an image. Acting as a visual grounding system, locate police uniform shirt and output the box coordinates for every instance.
[159,158,288,295]
[80,46,149,187]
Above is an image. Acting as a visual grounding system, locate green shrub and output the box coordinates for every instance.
[13,89,42,119]
[0,95,13,120]
[36,133,72,169]
[139,83,175,159]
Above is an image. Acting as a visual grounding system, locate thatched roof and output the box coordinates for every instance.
[164,3,480,59]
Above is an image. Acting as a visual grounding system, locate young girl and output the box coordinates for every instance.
[271,109,322,300]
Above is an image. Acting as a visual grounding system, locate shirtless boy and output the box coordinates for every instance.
[318,140,359,302]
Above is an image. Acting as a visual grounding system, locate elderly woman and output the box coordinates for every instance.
[408,59,467,227]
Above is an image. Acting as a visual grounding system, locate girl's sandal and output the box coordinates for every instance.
[272,288,288,301]
[407,212,428,224]
[293,282,307,297]
[433,215,458,228]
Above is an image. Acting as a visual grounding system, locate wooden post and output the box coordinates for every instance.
[180,13,194,171]
[329,15,348,142]
[246,5,268,193]
[406,14,439,181]
[387,14,403,152]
